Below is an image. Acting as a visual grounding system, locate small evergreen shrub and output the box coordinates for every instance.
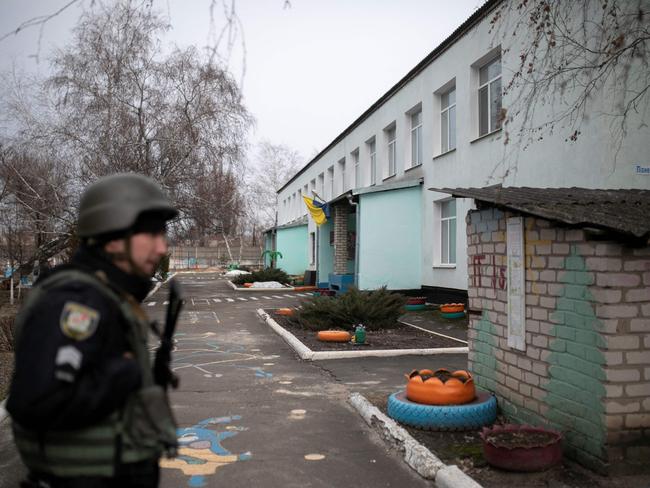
[232,267,290,286]
[295,287,406,331]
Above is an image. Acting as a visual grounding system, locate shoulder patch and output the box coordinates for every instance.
[60,302,100,341]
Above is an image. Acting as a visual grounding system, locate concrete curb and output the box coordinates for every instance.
[146,271,177,300]
[226,280,295,291]
[348,392,483,488]
[256,309,468,360]
[398,318,468,345]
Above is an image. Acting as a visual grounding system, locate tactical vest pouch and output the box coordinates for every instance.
[123,385,178,457]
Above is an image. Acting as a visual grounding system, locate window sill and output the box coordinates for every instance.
[432,264,457,269]
[405,163,422,173]
[432,148,456,161]
[383,173,396,182]
[470,127,502,144]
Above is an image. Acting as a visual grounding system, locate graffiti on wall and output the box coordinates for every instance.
[472,254,507,290]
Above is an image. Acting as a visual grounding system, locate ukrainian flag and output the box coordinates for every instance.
[303,195,329,226]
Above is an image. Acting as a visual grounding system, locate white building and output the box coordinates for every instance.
[270,0,650,300]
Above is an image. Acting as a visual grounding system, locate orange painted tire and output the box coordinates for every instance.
[406,369,476,405]
[440,303,465,314]
[293,285,317,292]
[317,330,351,342]
[277,308,294,316]
[243,283,253,288]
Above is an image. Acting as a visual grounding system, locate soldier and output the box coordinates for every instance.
[8,173,179,488]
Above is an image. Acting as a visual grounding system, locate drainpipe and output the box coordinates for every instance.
[347,194,359,287]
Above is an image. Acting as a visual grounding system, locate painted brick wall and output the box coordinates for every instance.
[466,207,650,473]
[333,204,348,274]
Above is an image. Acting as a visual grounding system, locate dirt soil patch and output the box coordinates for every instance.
[363,393,650,488]
[268,311,465,351]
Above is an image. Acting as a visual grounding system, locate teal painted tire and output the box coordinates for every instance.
[387,390,497,431]
[405,304,426,311]
[441,311,465,319]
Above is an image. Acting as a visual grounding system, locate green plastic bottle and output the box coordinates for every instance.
[354,324,366,344]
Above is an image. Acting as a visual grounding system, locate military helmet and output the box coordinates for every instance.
[77,173,178,238]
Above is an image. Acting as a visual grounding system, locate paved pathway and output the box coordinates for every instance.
[1,271,461,487]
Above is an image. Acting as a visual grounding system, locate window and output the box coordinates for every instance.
[410,110,422,166]
[297,189,302,217]
[352,149,360,188]
[317,173,324,197]
[367,138,377,185]
[441,87,456,152]
[338,158,346,193]
[440,200,457,264]
[310,179,316,197]
[327,166,334,199]
[478,56,502,136]
[386,126,396,177]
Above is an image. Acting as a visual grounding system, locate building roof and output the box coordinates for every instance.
[277,0,502,194]
[432,186,650,239]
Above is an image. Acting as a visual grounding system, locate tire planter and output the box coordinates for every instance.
[317,330,351,342]
[406,369,475,405]
[387,390,497,431]
[276,308,294,316]
[440,303,465,314]
[480,424,563,472]
[404,304,426,311]
[440,311,465,319]
[406,297,426,305]
[243,283,253,288]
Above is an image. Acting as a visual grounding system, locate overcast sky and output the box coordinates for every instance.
[1,0,484,162]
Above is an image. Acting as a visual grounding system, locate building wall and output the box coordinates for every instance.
[467,207,650,472]
[275,0,649,294]
[357,186,422,290]
[275,225,308,275]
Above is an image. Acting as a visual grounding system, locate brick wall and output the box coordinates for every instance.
[467,207,650,473]
[333,204,348,274]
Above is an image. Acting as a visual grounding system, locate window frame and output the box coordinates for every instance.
[338,158,346,193]
[440,86,456,153]
[352,149,360,189]
[367,138,377,186]
[385,125,396,177]
[478,55,502,137]
[439,199,457,265]
[410,110,422,167]
[327,166,334,199]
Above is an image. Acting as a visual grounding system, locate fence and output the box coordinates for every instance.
[170,245,264,270]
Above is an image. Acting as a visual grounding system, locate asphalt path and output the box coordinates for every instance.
[0,270,470,487]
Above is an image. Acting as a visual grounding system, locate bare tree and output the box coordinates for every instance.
[1,1,253,254]
[246,140,304,234]
[493,0,650,148]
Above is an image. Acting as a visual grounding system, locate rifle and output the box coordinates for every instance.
[153,278,183,389]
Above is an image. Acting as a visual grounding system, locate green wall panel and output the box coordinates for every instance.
[276,225,308,275]
[357,186,421,290]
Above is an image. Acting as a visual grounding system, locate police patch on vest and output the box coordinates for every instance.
[60,302,100,340]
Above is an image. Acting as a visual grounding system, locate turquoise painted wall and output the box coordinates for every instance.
[358,186,421,290]
[317,220,333,284]
[276,225,308,275]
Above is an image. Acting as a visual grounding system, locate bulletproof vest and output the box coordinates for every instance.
[11,269,178,477]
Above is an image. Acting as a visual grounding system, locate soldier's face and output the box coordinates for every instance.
[106,232,168,276]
